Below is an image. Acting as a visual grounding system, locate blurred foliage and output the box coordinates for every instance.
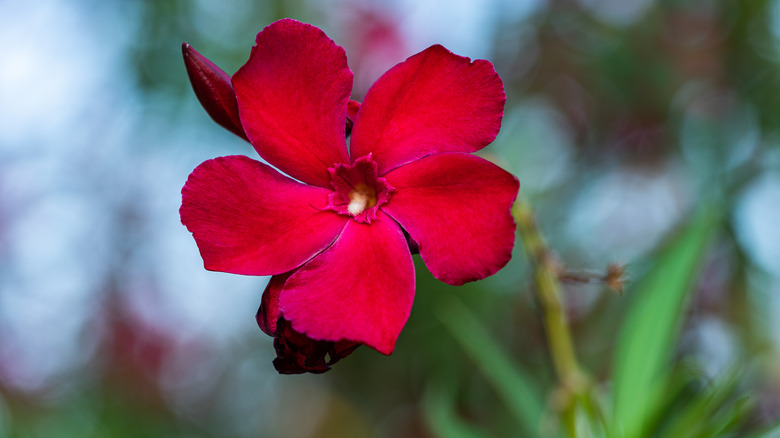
[4,0,780,437]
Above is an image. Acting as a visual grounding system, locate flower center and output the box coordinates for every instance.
[347,183,377,215]
[327,154,393,224]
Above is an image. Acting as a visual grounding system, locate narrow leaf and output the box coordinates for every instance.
[438,297,546,437]
[696,396,754,438]
[659,367,745,438]
[423,381,494,438]
[612,206,720,437]
[745,421,780,438]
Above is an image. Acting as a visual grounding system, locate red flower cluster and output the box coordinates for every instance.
[181,19,519,373]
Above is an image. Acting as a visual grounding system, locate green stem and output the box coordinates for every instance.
[513,197,587,436]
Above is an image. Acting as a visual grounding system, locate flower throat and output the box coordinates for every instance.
[326,154,393,224]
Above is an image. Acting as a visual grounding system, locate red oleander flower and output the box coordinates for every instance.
[180,19,519,374]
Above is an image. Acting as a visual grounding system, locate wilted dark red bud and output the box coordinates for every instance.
[272,318,360,374]
[182,42,248,141]
[345,99,361,137]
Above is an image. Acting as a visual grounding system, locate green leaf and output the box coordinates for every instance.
[438,297,547,437]
[612,206,721,438]
[658,367,748,438]
[745,421,780,438]
[697,395,754,438]
[422,380,494,438]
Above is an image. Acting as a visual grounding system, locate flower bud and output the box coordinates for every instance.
[182,42,248,141]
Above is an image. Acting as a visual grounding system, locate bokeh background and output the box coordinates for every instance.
[2,0,780,436]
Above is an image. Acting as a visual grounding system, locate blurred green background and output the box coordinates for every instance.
[2,0,780,436]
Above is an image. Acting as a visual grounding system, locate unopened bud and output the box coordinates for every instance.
[182,42,248,141]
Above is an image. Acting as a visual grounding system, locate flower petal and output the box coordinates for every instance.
[256,272,361,374]
[232,19,352,188]
[382,153,519,285]
[182,42,247,141]
[256,272,291,336]
[279,211,415,355]
[350,45,505,174]
[180,155,348,275]
[345,99,361,137]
